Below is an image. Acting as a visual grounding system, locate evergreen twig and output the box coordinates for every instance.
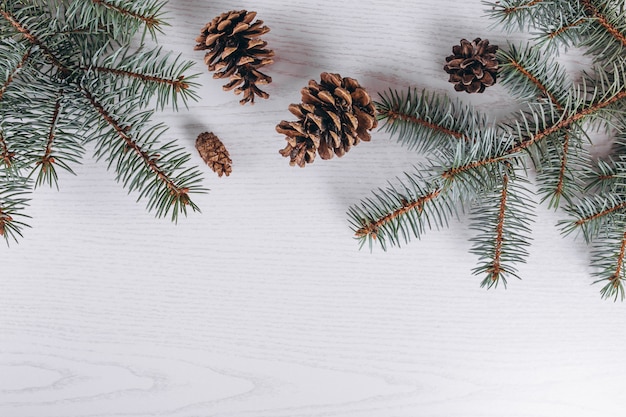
[350,0,626,299]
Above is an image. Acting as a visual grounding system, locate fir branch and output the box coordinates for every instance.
[581,0,626,49]
[0,1,203,239]
[357,50,626,253]
[497,44,569,108]
[33,94,63,187]
[81,87,186,199]
[375,89,488,154]
[501,0,545,14]
[547,18,587,40]
[554,133,569,199]
[484,175,509,285]
[355,1,626,298]
[509,60,562,108]
[92,0,162,31]
[0,131,14,167]
[441,152,511,182]
[0,7,70,74]
[0,176,31,243]
[469,172,534,288]
[515,89,626,152]
[560,193,626,244]
[485,0,555,31]
[351,127,516,245]
[66,0,167,42]
[86,46,200,110]
[575,200,626,228]
[490,174,509,282]
[92,66,188,92]
[79,84,203,220]
[593,228,626,301]
[0,46,31,101]
[354,187,442,241]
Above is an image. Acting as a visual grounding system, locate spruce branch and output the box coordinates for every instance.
[86,45,200,110]
[469,170,534,288]
[0,44,31,100]
[0,7,71,74]
[0,0,204,242]
[0,132,14,168]
[352,1,626,297]
[66,0,167,42]
[375,88,482,153]
[497,43,569,108]
[580,0,626,50]
[0,176,31,242]
[350,174,454,250]
[592,227,626,301]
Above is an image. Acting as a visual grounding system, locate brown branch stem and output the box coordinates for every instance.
[355,188,442,239]
[555,133,569,199]
[488,174,509,281]
[37,96,62,171]
[0,47,31,101]
[0,8,70,74]
[381,109,471,141]
[576,201,626,226]
[0,132,15,167]
[516,90,626,151]
[92,0,160,29]
[548,18,587,39]
[508,59,564,109]
[90,67,189,92]
[0,208,12,236]
[610,230,626,286]
[502,0,544,14]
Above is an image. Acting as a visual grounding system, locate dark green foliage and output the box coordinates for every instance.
[349,0,626,299]
[0,0,204,242]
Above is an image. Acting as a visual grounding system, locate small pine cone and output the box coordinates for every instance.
[195,10,274,105]
[195,132,232,177]
[277,72,377,167]
[444,38,498,94]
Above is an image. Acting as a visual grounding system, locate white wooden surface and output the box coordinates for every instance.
[2,1,626,416]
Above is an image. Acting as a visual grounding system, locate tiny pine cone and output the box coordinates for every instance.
[196,132,232,177]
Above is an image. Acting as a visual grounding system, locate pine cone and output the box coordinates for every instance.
[195,132,232,177]
[444,38,498,93]
[277,72,377,167]
[195,10,274,105]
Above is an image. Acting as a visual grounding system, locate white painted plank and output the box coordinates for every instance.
[2,1,626,416]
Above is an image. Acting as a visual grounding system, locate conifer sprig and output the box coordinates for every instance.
[0,0,204,242]
[351,0,626,298]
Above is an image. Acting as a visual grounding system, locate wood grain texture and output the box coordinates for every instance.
[2,1,626,416]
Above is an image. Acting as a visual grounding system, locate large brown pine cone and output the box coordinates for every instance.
[195,10,274,104]
[444,38,498,94]
[277,72,377,167]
